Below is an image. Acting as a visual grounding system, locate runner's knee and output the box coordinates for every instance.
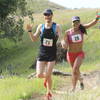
[45,74,51,79]
[73,69,79,75]
[36,73,43,78]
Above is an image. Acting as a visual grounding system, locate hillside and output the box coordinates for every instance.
[26,0,66,13]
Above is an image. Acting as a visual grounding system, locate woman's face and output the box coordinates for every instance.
[44,14,53,23]
[72,20,80,29]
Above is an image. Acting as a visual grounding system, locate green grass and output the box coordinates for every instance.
[0,77,43,100]
[0,76,60,100]
[1,34,39,75]
[55,61,100,73]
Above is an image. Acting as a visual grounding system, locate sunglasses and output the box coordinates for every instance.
[73,20,80,23]
[44,13,51,16]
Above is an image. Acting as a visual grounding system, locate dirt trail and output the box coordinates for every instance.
[28,70,100,100]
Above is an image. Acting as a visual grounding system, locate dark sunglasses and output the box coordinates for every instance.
[44,13,51,16]
[73,20,80,23]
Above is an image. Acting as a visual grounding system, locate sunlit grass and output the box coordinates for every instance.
[0,77,43,100]
[0,76,61,100]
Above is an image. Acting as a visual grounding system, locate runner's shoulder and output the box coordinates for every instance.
[37,24,43,31]
[38,24,43,28]
[56,24,61,32]
[65,28,72,34]
[56,23,61,27]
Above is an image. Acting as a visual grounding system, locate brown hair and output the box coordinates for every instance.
[79,24,87,34]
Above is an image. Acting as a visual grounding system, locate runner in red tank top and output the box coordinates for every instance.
[61,15,100,92]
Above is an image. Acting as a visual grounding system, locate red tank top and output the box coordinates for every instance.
[67,29,83,44]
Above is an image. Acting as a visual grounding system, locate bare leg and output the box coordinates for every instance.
[46,61,55,94]
[36,61,47,78]
[72,56,83,91]
[36,60,55,99]
[79,75,84,90]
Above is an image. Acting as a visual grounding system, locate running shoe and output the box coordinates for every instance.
[80,82,84,90]
[46,92,52,100]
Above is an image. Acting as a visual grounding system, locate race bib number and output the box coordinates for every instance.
[71,34,82,43]
[43,38,53,47]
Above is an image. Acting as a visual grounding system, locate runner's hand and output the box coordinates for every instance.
[61,40,67,49]
[96,11,100,19]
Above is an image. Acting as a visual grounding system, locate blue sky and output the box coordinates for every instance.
[49,0,100,8]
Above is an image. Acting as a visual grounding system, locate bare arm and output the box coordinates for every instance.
[61,30,68,49]
[84,15,100,29]
[56,24,62,41]
[26,24,42,42]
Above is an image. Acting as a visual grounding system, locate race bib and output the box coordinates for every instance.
[43,38,53,47]
[71,34,82,43]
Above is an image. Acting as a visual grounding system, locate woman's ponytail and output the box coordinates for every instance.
[79,24,87,35]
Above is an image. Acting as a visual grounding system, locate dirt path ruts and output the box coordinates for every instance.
[28,70,100,100]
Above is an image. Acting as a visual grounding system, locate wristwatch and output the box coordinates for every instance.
[28,30,32,32]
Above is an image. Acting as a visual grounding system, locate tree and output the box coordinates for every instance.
[0,0,26,42]
[0,0,27,20]
[0,0,18,20]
